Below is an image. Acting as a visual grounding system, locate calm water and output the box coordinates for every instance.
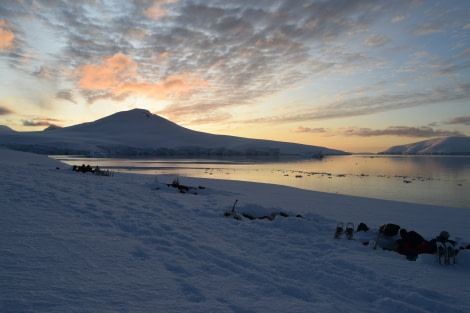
[51,155,470,209]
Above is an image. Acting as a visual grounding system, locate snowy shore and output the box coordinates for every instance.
[1,148,470,313]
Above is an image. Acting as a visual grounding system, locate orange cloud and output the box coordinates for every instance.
[77,53,137,90]
[143,0,176,19]
[76,53,209,101]
[120,73,209,99]
[0,20,15,50]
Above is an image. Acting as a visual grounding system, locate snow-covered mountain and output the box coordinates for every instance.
[0,109,347,157]
[0,125,15,134]
[380,136,470,155]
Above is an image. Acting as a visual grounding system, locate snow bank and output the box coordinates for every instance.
[1,149,470,313]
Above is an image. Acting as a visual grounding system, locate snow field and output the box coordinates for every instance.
[1,149,470,313]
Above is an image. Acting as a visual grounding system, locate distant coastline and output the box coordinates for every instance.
[378,136,470,155]
[378,152,470,156]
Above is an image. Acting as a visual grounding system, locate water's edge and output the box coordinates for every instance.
[51,155,470,209]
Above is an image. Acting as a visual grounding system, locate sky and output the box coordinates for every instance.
[0,0,469,153]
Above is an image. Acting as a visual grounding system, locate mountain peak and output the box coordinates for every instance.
[0,109,348,157]
[64,108,184,136]
[115,108,152,117]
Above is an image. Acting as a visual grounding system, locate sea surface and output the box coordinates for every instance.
[52,155,470,209]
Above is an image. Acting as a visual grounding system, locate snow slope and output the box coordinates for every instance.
[380,136,470,155]
[0,125,15,134]
[1,148,470,313]
[0,109,347,157]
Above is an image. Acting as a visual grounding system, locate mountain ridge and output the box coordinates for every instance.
[0,125,15,133]
[0,108,348,157]
[379,136,470,155]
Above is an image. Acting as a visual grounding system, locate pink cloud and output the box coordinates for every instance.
[75,53,209,102]
[142,0,176,19]
[0,20,15,50]
[77,53,137,90]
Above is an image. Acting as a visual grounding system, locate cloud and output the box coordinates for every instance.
[0,106,14,115]
[120,73,210,99]
[12,0,403,111]
[410,51,429,59]
[341,126,465,138]
[76,53,137,90]
[244,84,470,125]
[445,115,470,125]
[32,66,52,79]
[75,53,209,103]
[294,126,327,133]
[391,15,405,23]
[22,118,65,127]
[79,89,131,105]
[363,35,390,47]
[413,23,444,36]
[142,0,177,19]
[2,0,469,127]
[0,19,15,50]
[156,100,234,126]
[22,120,51,127]
[161,108,233,126]
[56,90,77,104]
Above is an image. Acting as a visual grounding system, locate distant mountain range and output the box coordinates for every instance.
[0,109,347,157]
[379,136,470,155]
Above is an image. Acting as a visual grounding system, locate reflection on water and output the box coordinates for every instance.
[51,155,470,209]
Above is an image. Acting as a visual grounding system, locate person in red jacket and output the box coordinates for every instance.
[396,228,429,261]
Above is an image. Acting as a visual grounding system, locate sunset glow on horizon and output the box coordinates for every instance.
[1,1,469,153]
